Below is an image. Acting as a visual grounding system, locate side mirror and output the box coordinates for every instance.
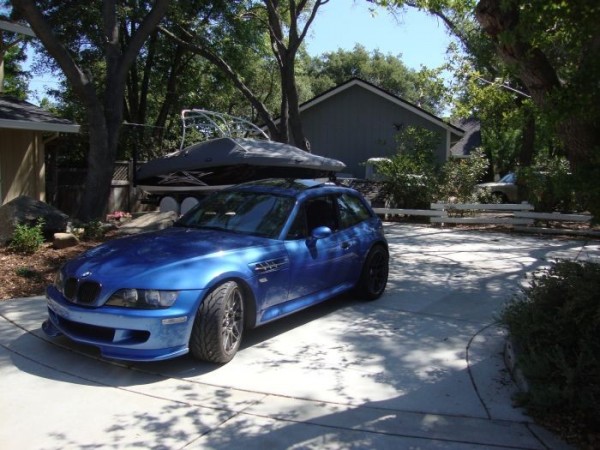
[311,226,333,240]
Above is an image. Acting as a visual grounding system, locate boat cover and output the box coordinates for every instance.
[137,137,345,181]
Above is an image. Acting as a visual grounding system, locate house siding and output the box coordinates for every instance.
[301,84,449,178]
[0,129,45,204]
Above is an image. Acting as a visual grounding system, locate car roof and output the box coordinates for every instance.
[229,178,354,198]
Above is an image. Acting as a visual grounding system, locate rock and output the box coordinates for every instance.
[0,196,69,245]
[53,233,79,249]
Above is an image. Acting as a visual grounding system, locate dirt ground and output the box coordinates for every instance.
[0,238,107,300]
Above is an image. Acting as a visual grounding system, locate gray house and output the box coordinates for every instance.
[298,78,465,178]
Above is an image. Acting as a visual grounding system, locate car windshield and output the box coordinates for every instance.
[499,172,516,183]
[175,191,295,238]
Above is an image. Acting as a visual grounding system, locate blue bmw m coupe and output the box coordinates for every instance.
[43,179,389,363]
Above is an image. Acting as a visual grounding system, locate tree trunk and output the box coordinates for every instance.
[263,0,326,150]
[282,56,309,150]
[78,108,114,221]
[518,106,535,168]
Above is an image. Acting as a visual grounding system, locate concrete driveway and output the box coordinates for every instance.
[2,223,598,449]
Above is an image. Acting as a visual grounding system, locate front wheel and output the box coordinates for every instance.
[356,245,389,300]
[189,281,245,363]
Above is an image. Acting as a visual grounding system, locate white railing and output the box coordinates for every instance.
[373,202,596,236]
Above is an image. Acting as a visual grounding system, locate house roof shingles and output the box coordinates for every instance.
[450,118,481,157]
[0,95,80,133]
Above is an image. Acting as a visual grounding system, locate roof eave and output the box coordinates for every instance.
[0,20,36,37]
[0,119,80,134]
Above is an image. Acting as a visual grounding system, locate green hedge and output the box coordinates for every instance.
[500,260,600,428]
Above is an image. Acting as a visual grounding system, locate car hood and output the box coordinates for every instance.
[63,227,282,290]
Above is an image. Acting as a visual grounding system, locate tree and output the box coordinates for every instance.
[307,44,449,115]
[260,0,329,150]
[474,0,600,171]
[375,0,600,185]
[157,1,282,142]
[10,0,169,221]
[122,2,263,160]
[0,17,30,96]
[159,1,327,151]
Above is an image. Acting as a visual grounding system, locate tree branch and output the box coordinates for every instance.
[10,0,96,104]
[158,24,280,138]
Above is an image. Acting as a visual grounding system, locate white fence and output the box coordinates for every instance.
[372,202,597,237]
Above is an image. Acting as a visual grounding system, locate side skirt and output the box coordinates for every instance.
[257,282,353,325]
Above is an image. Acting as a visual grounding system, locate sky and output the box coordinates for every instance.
[25,1,455,104]
[305,0,454,70]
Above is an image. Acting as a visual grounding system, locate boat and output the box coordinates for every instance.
[136,110,346,213]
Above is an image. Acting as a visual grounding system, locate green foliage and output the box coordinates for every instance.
[572,163,600,222]
[518,156,578,212]
[81,221,104,241]
[376,132,495,207]
[15,267,41,279]
[438,148,491,203]
[375,126,440,208]
[500,260,600,427]
[1,42,30,98]
[9,219,45,254]
[306,44,449,115]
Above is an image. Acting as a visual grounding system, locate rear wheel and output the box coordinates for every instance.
[356,245,389,300]
[190,281,244,363]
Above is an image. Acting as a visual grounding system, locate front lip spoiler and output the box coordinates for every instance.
[42,319,62,337]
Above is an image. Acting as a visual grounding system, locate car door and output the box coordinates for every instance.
[282,195,358,302]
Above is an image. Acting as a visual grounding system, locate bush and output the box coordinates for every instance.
[518,157,579,212]
[81,220,105,241]
[500,260,600,429]
[15,267,41,279]
[9,219,45,254]
[438,148,491,203]
[375,126,440,209]
[573,164,600,222]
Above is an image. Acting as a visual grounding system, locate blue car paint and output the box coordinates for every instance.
[45,285,202,360]
[44,180,387,361]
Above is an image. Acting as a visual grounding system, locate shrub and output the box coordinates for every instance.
[375,126,440,209]
[499,260,600,428]
[9,219,45,254]
[438,148,491,203]
[15,267,41,279]
[518,157,578,212]
[572,164,600,223]
[81,220,105,241]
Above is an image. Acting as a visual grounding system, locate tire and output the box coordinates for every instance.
[356,245,389,300]
[190,281,245,363]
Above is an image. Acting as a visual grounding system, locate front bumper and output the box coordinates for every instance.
[44,285,205,361]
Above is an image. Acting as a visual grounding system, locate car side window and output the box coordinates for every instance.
[286,196,338,240]
[337,193,372,229]
[286,205,308,239]
[306,196,338,232]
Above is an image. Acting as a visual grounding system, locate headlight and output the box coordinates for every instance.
[105,289,179,309]
[54,270,65,293]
